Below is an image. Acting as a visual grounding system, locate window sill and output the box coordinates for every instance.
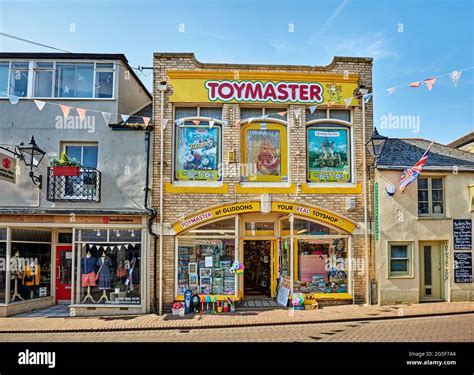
[236,183,296,194]
[417,216,451,220]
[388,275,415,279]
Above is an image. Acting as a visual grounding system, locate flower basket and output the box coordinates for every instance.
[52,166,80,176]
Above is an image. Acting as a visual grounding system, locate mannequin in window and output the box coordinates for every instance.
[23,260,41,299]
[10,251,24,302]
[81,250,97,303]
[96,251,112,303]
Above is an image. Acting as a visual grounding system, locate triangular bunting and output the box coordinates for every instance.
[192,120,200,125]
[409,81,421,88]
[161,119,168,128]
[143,116,151,126]
[125,244,129,249]
[449,71,461,86]
[294,108,302,119]
[121,114,130,123]
[101,112,112,124]
[248,117,254,123]
[387,87,396,95]
[233,120,240,126]
[309,105,317,114]
[175,119,184,126]
[209,120,215,129]
[8,95,19,105]
[278,111,287,117]
[60,104,71,119]
[326,102,333,108]
[34,100,46,111]
[222,120,228,126]
[364,93,373,103]
[344,97,352,109]
[76,108,87,121]
[424,78,437,91]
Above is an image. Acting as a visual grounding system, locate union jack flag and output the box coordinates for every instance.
[399,141,433,192]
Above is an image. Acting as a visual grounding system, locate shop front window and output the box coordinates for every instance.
[295,238,348,294]
[307,125,352,183]
[10,229,52,302]
[0,228,6,303]
[241,122,288,182]
[176,218,237,296]
[76,229,142,305]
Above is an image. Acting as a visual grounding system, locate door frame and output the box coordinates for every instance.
[55,244,73,304]
[419,241,444,302]
[241,238,278,299]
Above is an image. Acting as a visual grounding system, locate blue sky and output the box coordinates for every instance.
[0,0,473,144]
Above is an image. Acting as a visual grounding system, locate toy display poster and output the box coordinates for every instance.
[175,125,220,181]
[307,127,351,182]
[246,129,281,177]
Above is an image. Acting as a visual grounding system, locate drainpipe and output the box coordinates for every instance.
[362,96,371,306]
[144,125,159,314]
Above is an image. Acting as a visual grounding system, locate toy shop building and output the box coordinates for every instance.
[152,53,374,310]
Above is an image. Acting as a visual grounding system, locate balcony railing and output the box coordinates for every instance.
[46,167,101,202]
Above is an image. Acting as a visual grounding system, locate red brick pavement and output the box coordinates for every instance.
[0,301,472,333]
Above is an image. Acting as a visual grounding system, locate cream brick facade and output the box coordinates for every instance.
[151,53,374,311]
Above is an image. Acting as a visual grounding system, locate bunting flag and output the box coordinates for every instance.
[121,114,130,123]
[192,120,200,125]
[76,108,87,121]
[124,244,129,249]
[8,95,19,105]
[209,120,215,129]
[60,104,71,119]
[364,93,373,103]
[175,119,184,126]
[161,119,168,128]
[34,100,46,111]
[326,102,333,107]
[387,87,396,95]
[261,114,268,119]
[409,81,421,88]
[309,105,317,114]
[344,97,352,109]
[221,120,228,126]
[233,120,240,126]
[277,111,287,117]
[294,108,302,119]
[143,116,151,126]
[101,111,112,124]
[424,78,437,91]
[449,70,462,86]
[399,141,433,192]
[248,117,254,123]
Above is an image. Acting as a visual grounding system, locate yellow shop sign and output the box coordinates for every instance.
[167,71,359,105]
[173,202,260,234]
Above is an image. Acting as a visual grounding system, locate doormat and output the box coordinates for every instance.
[236,298,284,309]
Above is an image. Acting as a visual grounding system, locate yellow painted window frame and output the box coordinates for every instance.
[241,122,288,182]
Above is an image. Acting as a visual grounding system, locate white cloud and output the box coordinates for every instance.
[321,0,351,32]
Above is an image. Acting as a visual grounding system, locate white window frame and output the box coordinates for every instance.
[417,176,446,218]
[33,61,55,98]
[61,142,99,168]
[388,242,413,278]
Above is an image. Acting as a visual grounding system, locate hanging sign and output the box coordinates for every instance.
[454,252,472,283]
[167,71,359,105]
[453,219,472,250]
[0,153,16,184]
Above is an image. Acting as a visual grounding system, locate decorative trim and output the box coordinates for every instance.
[301,183,362,194]
[235,184,297,194]
[165,182,229,194]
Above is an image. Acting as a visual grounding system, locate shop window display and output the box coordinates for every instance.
[0,241,6,303]
[79,244,141,305]
[295,238,348,294]
[177,238,236,295]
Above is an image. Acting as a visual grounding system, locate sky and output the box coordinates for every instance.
[0,0,473,144]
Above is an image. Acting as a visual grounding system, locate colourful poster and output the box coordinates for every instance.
[307,127,351,182]
[175,125,220,181]
[245,129,281,178]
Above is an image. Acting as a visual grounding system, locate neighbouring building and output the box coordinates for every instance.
[375,138,474,305]
[0,53,152,316]
[448,132,474,153]
[152,53,375,312]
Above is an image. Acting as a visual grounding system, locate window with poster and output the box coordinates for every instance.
[241,122,288,182]
[176,218,237,297]
[306,125,352,183]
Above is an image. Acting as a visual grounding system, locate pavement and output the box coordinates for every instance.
[0,301,472,333]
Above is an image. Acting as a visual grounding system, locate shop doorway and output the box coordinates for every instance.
[419,242,443,301]
[243,240,276,298]
[55,245,72,304]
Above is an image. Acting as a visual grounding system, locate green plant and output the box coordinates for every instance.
[50,152,81,167]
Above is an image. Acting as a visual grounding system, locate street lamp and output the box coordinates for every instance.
[17,136,46,189]
[366,127,388,166]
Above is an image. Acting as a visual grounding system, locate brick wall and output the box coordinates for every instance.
[151,54,374,310]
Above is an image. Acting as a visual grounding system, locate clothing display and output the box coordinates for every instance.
[81,272,96,287]
[96,256,112,290]
[81,256,96,274]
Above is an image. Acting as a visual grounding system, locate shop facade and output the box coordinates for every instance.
[375,138,474,305]
[152,53,374,311]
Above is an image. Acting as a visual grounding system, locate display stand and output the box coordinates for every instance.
[10,278,24,302]
[82,286,96,303]
[97,290,109,303]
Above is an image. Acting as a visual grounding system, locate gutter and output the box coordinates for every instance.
[144,125,159,314]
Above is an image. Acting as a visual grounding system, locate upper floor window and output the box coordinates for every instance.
[418,177,445,216]
[0,61,115,99]
[306,124,351,183]
[306,109,351,123]
[175,106,222,120]
[240,107,288,121]
[63,143,98,168]
[241,122,288,182]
